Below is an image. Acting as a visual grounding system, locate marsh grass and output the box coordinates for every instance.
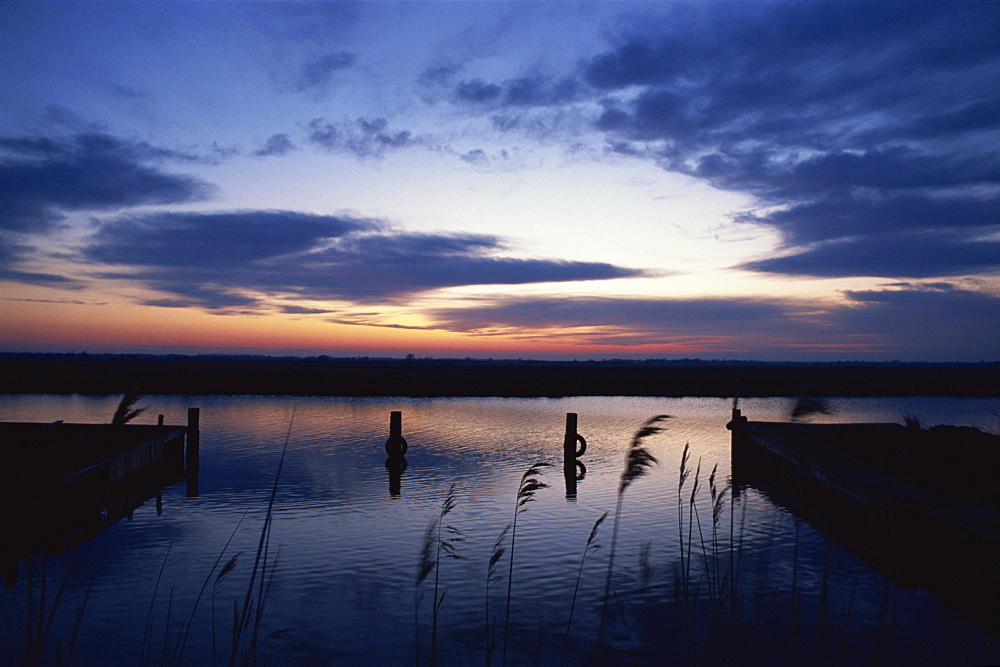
[21,551,75,666]
[111,388,146,426]
[485,524,509,666]
[416,484,463,666]
[560,511,606,666]
[596,415,670,653]
[228,407,295,666]
[501,462,550,666]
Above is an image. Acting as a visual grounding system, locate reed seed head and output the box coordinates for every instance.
[678,442,691,491]
[216,554,240,585]
[516,462,551,510]
[416,521,437,586]
[619,415,670,493]
[587,511,609,549]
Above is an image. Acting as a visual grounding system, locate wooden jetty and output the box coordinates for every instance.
[1,409,200,581]
[728,409,1000,637]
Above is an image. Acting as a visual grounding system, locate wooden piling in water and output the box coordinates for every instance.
[385,410,408,458]
[563,413,587,497]
[563,413,587,466]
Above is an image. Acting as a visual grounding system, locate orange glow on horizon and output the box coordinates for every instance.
[3,294,739,358]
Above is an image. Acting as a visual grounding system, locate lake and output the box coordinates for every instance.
[2,394,998,665]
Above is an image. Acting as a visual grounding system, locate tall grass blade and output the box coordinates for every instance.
[560,511,606,666]
[430,484,463,666]
[486,523,510,666]
[142,544,172,667]
[597,416,669,654]
[174,512,247,664]
[502,462,550,666]
[231,406,295,666]
[66,542,103,666]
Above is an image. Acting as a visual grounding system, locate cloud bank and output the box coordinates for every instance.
[82,210,645,308]
[424,287,1000,360]
[442,1,1000,280]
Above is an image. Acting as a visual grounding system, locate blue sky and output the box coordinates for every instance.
[1,1,998,360]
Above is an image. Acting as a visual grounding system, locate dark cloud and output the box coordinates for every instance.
[837,287,1000,359]
[425,3,997,280]
[578,2,1000,278]
[453,75,578,108]
[0,224,80,286]
[308,117,414,158]
[296,51,356,91]
[424,287,1000,359]
[419,64,460,87]
[459,149,488,166]
[279,305,337,315]
[0,269,80,286]
[253,133,296,157]
[81,211,644,308]
[84,210,375,268]
[0,132,214,234]
[0,237,30,267]
[140,284,259,311]
[736,195,1000,246]
[429,296,794,338]
[742,233,1000,278]
[455,79,502,103]
[504,76,578,106]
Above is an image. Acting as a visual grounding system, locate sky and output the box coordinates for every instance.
[1,1,998,361]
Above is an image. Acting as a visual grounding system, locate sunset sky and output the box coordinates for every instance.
[2,1,998,361]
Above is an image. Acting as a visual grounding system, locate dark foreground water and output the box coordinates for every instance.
[1,395,998,665]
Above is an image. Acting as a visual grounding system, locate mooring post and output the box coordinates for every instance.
[186,407,200,497]
[563,413,587,468]
[563,412,578,474]
[157,414,164,426]
[563,413,588,498]
[385,410,408,458]
[390,411,402,439]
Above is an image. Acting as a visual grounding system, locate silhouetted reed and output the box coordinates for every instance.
[485,524,509,666]
[561,511,606,666]
[171,513,248,665]
[212,553,240,667]
[675,441,692,659]
[596,415,670,652]
[502,462,550,666]
[230,407,295,666]
[140,545,171,667]
[416,484,463,666]
[21,549,89,667]
[111,388,146,426]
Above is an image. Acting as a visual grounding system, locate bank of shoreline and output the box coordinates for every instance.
[2,354,998,397]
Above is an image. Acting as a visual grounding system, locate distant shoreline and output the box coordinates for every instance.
[2,353,998,397]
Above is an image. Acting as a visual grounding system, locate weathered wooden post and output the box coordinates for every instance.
[563,413,587,465]
[385,411,408,496]
[563,413,588,498]
[157,414,164,426]
[385,411,408,458]
[186,407,200,497]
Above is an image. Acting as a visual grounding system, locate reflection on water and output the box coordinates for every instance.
[1,394,998,665]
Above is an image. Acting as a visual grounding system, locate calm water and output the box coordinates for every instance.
[1,394,998,665]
